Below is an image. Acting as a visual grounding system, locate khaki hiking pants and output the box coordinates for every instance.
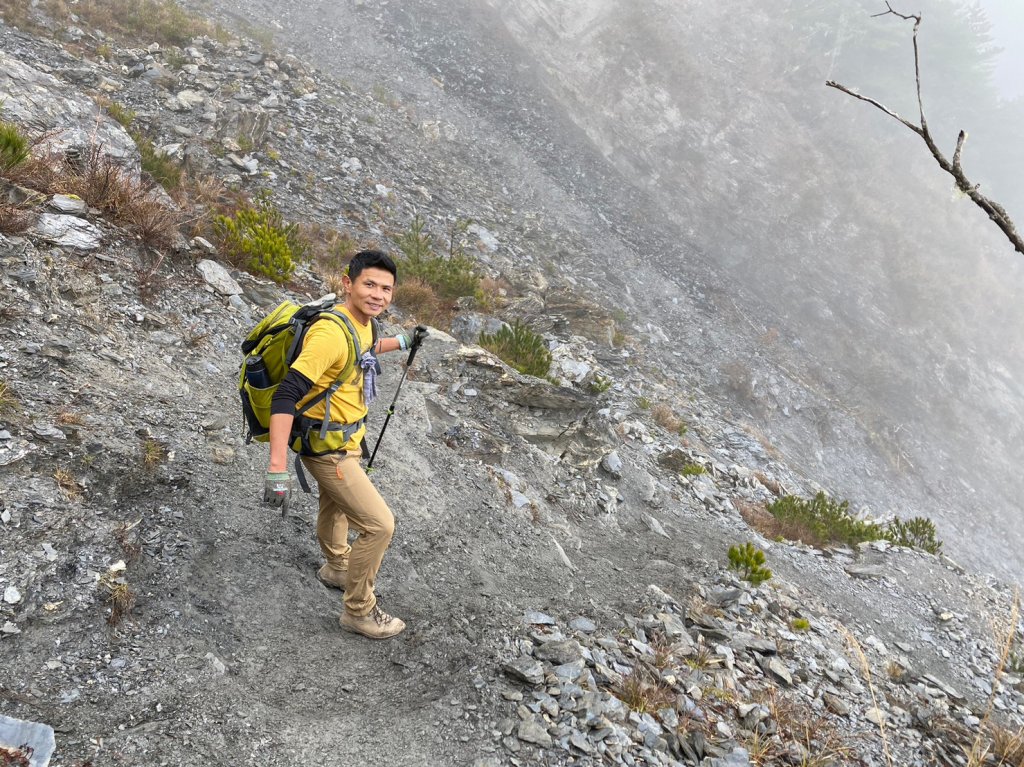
[300,452,395,617]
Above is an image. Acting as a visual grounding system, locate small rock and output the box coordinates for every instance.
[601,451,623,477]
[516,717,553,748]
[3,586,21,604]
[503,656,545,686]
[196,259,242,296]
[205,652,227,675]
[524,611,556,626]
[535,640,582,665]
[48,194,88,215]
[866,707,887,725]
[569,616,597,634]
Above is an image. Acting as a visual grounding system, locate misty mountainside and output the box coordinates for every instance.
[201,0,1024,577]
[5,1,1024,766]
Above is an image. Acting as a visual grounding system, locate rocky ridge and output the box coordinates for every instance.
[1,8,1023,767]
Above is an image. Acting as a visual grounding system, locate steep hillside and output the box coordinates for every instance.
[1,4,1023,767]
[208,0,1024,582]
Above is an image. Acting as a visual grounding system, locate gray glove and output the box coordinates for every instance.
[263,471,292,514]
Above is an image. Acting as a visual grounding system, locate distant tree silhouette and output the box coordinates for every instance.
[826,3,1023,255]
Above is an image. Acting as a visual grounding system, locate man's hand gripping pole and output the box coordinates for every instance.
[367,326,428,471]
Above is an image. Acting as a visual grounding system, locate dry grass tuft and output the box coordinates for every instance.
[965,591,1022,767]
[987,721,1024,764]
[114,519,143,563]
[0,379,21,416]
[393,276,452,328]
[616,667,674,715]
[736,498,799,543]
[102,577,136,626]
[54,467,83,501]
[760,685,860,767]
[55,409,85,426]
[174,173,228,236]
[0,200,34,234]
[652,403,684,433]
[843,630,893,767]
[142,438,168,468]
[298,222,358,277]
[4,141,182,249]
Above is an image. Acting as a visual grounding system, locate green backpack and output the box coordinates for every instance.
[239,293,380,457]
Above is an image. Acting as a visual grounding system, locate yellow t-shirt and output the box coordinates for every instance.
[289,306,373,453]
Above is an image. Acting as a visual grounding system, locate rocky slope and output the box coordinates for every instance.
[210,0,1024,584]
[1,5,1023,767]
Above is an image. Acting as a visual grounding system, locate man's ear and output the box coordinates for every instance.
[340,273,353,294]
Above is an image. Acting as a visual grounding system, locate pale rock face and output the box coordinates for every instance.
[0,51,140,171]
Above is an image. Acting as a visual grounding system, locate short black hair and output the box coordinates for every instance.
[348,249,397,283]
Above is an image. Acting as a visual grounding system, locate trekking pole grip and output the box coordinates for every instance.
[406,326,428,366]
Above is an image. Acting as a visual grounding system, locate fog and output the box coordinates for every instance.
[213,0,1024,579]
[976,0,1024,99]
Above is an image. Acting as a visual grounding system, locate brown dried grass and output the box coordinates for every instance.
[736,497,829,548]
[615,667,674,715]
[652,403,683,433]
[54,147,181,248]
[0,200,33,234]
[393,276,452,329]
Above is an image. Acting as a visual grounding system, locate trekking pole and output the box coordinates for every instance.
[367,326,428,470]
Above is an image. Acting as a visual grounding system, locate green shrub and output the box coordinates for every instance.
[0,119,29,170]
[479,321,552,378]
[767,492,888,548]
[214,192,303,283]
[680,464,706,476]
[637,396,652,410]
[791,618,810,632]
[589,375,612,394]
[395,216,479,300]
[884,516,943,555]
[135,133,181,190]
[728,542,773,585]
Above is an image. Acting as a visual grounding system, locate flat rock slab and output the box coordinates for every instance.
[32,213,102,250]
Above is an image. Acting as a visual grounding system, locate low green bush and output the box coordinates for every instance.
[479,321,552,378]
[214,192,303,283]
[728,542,772,585]
[884,516,943,555]
[767,492,944,554]
[767,492,887,548]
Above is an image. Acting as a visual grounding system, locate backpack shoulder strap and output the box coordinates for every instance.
[319,310,364,384]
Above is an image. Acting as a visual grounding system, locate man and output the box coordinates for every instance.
[263,249,412,639]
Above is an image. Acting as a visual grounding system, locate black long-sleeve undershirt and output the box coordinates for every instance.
[270,369,314,415]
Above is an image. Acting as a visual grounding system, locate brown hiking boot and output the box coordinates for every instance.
[339,605,406,639]
[317,564,349,591]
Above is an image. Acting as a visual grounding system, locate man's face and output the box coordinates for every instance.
[343,266,395,323]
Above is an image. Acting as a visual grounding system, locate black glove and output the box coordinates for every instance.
[263,471,292,514]
[411,325,428,350]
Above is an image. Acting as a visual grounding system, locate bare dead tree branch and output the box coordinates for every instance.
[825,5,1024,255]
